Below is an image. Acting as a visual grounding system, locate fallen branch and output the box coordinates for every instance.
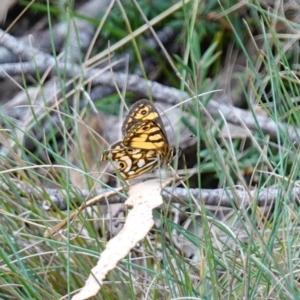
[2,178,298,211]
[0,28,299,144]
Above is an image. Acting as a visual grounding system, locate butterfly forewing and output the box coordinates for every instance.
[123,120,168,151]
[122,99,167,137]
[102,99,173,179]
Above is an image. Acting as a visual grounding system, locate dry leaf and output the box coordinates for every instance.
[72,178,174,300]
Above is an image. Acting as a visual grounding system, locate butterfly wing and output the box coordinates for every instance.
[122,99,168,138]
[101,99,173,179]
[102,141,160,179]
[123,120,167,151]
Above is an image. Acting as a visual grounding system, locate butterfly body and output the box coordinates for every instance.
[101,99,173,179]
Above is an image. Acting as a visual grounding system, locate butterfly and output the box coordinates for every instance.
[101,99,173,179]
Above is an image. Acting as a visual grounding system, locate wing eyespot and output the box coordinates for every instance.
[119,162,125,169]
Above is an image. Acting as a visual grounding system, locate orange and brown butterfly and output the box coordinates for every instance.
[101,99,173,179]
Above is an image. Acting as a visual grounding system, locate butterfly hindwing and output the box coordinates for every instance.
[102,141,160,179]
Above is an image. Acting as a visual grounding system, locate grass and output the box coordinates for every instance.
[1,0,300,299]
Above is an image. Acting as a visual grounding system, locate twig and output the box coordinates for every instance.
[43,187,123,238]
[0,0,111,64]
[0,28,299,144]
[3,178,299,211]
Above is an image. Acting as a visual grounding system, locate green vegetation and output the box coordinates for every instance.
[0,0,300,299]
